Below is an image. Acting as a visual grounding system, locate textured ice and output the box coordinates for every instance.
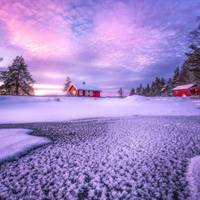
[0,116,200,199]
[187,156,200,200]
[0,129,50,161]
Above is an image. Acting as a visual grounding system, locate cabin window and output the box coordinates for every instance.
[85,90,88,96]
[72,89,76,96]
[79,90,83,96]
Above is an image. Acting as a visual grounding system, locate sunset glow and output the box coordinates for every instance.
[34,89,64,96]
[33,84,64,96]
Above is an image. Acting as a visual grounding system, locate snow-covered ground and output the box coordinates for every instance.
[0,116,200,199]
[0,129,50,162]
[0,95,199,124]
[187,156,200,200]
[0,96,200,199]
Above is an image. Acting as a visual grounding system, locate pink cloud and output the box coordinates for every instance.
[83,2,169,69]
[0,0,76,59]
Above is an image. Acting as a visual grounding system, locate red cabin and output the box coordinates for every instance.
[172,84,198,96]
[66,81,101,97]
[195,87,200,95]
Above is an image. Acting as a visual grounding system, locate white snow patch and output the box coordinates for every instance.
[0,95,199,124]
[0,129,50,161]
[172,84,196,90]
[187,156,200,200]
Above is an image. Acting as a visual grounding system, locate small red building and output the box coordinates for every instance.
[172,84,198,96]
[66,81,101,97]
[195,87,200,95]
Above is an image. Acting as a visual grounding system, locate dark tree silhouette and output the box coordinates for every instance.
[185,45,200,84]
[63,76,71,93]
[0,56,35,95]
[129,88,135,96]
[118,88,124,97]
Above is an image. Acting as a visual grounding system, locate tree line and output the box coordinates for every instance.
[129,66,192,96]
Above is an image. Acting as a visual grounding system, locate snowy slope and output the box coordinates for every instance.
[0,95,199,124]
[0,129,50,161]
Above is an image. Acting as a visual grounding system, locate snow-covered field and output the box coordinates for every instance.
[0,129,50,162]
[1,96,200,199]
[0,95,200,124]
[0,116,200,199]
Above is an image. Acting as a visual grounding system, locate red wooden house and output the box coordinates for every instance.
[66,81,101,97]
[195,87,200,95]
[172,83,198,96]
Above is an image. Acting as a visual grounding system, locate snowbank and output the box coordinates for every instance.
[187,156,200,200]
[0,95,199,124]
[0,129,50,161]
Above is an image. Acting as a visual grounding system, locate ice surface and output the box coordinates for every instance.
[0,129,50,161]
[0,117,200,199]
[187,156,200,200]
[0,95,199,124]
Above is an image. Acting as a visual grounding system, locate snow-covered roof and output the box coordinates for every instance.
[71,81,101,91]
[172,84,196,90]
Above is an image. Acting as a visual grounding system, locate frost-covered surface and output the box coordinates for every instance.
[0,116,200,199]
[0,129,50,162]
[187,156,200,200]
[0,95,200,124]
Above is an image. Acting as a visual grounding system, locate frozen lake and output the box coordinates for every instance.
[0,116,200,199]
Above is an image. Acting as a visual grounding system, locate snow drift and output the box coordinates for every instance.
[0,95,199,124]
[187,156,200,200]
[0,129,50,161]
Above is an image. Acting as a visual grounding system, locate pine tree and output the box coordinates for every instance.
[129,88,135,96]
[118,88,123,97]
[139,84,144,95]
[185,45,200,84]
[145,84,151,96]
[63,76,71,93]
[150,81,156,96]
[159,78,166,96]
[0,56,34,95]
[178,63,191,84]
[135,84,143,95]
[165,78,173,96]
[172,67,180,87]
[155,77,160,95]
[184,18,200,84]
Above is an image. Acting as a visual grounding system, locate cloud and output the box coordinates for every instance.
[77,1,188,71]
[0,0,200,91]
[0,0,76,58]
